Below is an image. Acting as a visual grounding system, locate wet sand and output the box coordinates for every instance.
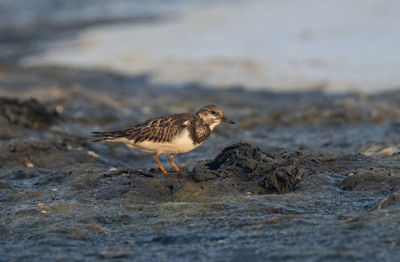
[1,65,400,261]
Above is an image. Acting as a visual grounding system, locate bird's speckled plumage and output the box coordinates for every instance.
[93,113,191,143]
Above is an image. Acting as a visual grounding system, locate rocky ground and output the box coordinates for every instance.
[1,65,400,261]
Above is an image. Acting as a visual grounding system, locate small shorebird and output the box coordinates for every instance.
[92,105,235,175]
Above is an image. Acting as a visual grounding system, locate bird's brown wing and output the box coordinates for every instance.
[125,113,193,143]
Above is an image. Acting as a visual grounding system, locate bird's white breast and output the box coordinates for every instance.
[128,128,200,155]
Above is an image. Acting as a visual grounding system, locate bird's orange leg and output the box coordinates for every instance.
[154,154,167,175]
[169,155,180,172]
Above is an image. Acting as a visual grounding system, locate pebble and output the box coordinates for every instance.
[87,151,99,158]
[377,147,398,155]
[55,105,64,113]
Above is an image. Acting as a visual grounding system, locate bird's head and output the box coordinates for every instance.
[195,105,235,130]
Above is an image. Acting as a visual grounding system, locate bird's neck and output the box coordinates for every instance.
[188,117,211,145]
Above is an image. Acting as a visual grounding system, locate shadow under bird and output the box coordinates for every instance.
[91,105,235,175]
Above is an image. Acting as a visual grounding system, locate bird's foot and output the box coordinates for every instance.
[169,155,180,172]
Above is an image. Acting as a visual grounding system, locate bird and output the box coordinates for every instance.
[91,105,235,175]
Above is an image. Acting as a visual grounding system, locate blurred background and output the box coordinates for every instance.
[2,0,400,92]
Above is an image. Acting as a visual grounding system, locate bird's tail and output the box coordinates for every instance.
[91,130,127,142]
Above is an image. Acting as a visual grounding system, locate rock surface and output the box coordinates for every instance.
[1,67,400,261]
[190,143,309,194]
[0,97,57,128]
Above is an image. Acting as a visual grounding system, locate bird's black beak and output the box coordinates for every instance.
[222,116,235,124]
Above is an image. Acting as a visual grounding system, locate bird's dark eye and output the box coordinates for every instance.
[211,111,217,115]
